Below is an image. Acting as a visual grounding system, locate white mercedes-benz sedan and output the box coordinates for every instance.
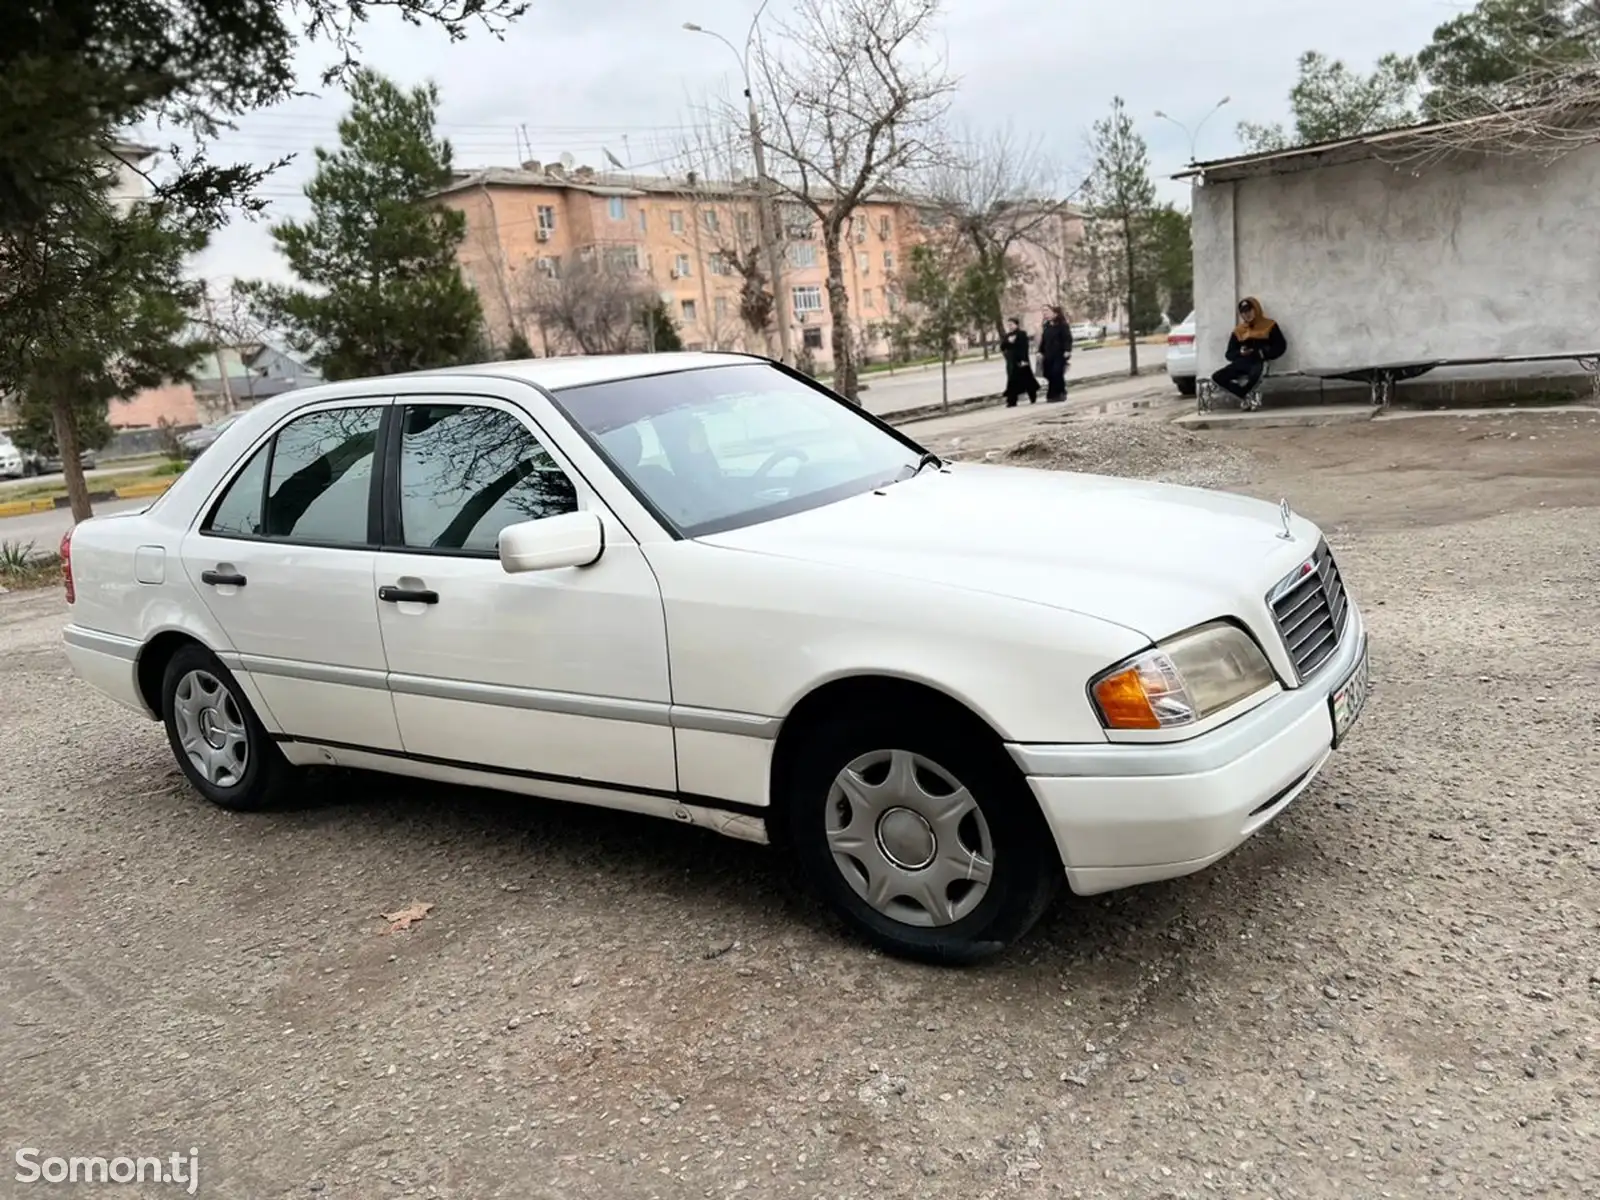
[61,352,1368,962]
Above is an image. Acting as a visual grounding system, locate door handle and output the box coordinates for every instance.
[379,585,439,605]
[201,569,247,587]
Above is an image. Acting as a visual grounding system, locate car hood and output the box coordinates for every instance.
[698,462,1321,642]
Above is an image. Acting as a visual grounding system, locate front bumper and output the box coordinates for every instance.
[1011,603,1366,895]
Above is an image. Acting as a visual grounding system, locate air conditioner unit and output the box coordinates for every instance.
[535,228,551,242]
[670,268,683,279]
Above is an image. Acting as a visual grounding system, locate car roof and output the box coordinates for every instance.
[420,351,763,391]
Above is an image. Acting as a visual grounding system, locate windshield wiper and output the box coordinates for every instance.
[911,451,943,475]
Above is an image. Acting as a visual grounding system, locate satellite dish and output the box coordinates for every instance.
[559,152,576,169]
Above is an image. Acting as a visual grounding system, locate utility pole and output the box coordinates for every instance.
[201,284,236,414]
[745,92,792,367]
[684,12,792,367]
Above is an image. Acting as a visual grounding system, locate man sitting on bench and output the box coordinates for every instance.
[1212,296,1287,404]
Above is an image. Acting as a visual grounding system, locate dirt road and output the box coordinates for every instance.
[2,409,1597,1198]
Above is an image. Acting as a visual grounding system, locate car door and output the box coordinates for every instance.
[371,395,676,793]
[179,399,403,752]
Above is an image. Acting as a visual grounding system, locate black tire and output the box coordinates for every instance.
[1175,375,1197,397]
[783,709,1061,964]
[160,644,293,811]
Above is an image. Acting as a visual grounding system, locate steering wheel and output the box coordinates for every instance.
[752,447,809,481]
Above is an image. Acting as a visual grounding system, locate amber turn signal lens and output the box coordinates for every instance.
[1092,667,1161,730]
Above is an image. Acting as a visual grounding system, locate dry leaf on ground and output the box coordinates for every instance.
[379,901,434,933]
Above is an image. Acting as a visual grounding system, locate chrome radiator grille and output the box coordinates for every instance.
[1269,542,1349,680]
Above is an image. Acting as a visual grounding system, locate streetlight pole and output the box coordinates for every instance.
[1154,96,1231,164]
[684,9,792,367]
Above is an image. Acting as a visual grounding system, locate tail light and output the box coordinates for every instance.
[1167,334,1195,346]
[60,528,75,604]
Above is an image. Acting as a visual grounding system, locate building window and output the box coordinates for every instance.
[865,288,876,311]
[856,251,870,275]
[638,210,648,232]
[736,212,753,241]
[536,205,556,235]
[681,299,697,322]
[888,289,900,313]
[792,285,823,314]
[789,242,817,268]
[714,295,729,321]
[802,326,824,350]
[853,216,867,243]
[673,253,692,278]
[883,251,895,274]
[669,210,685,234]
[781,203,813,240]
[607,196,625,220]
[703,208,720,233]
[604,245,641,272]
[536,256,560,279]
[709,253,733,277]
[878,215,892,240]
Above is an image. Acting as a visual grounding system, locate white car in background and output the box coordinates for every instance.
[1167,311,1198,396]
[59,352,1368,963]
[0,434,23,479]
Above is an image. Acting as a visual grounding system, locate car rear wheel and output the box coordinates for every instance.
[784,710,1060,964]
[1175,375,1197,396]
[160,645,292,811]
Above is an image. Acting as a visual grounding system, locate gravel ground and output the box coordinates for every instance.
[2,410,1598,1199]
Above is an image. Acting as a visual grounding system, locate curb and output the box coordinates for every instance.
[883,366,1166,427]
[0,477,174,521]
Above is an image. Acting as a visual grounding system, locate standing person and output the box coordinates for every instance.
[1211,296,1287,403]
[1000,318,1039,406]
[1038,306,1072,401]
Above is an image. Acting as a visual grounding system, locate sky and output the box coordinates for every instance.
[182,0,1471,289]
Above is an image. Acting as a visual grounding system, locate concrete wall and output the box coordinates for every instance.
[1191,145,1600,381]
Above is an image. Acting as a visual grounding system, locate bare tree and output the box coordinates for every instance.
[521,254,654,355]
[751,0,955,402]
[1381,53,1600,168]
[197,280,273,413]
[924,126,1077,344]
[667,123,787,355]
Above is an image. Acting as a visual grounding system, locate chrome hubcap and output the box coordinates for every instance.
[173,669,249,788]
[825,749,995,928]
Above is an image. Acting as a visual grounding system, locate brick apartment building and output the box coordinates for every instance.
[440,161,1091,368]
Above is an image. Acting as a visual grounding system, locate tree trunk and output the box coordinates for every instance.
[940,349,949,412]
[822,230,857,403]
[1122,211,1140,377]
[51,395,94,524]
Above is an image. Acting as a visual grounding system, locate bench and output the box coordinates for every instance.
[1197,360,1271,413]
[1197,351,1600,413]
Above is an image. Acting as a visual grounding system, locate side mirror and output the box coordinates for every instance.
[498,511,605,573]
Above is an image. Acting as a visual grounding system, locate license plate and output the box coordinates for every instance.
[1330,639,1370,748]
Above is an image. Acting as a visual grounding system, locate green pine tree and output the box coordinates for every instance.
[1084,97,1157,375]
[1,186,207,522]
[242,70,485,380]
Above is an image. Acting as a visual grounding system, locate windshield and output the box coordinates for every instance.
[548,362,926,537]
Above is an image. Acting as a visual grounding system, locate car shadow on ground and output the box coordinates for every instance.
[214,761,1331,980]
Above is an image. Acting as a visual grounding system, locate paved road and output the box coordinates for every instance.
[858,342,1162,415]
[0,456,165,497]
[0,497,151,550]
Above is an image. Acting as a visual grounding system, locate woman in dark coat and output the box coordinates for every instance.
[1000,318,1039,406]
[1211,296,1287,402]
[1038,306,1072,401]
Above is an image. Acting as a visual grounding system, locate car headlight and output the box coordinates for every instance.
[1091,622,1277,730]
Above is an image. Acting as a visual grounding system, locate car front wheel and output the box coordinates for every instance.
[160,645,292,811]
[785,711,1061,964]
